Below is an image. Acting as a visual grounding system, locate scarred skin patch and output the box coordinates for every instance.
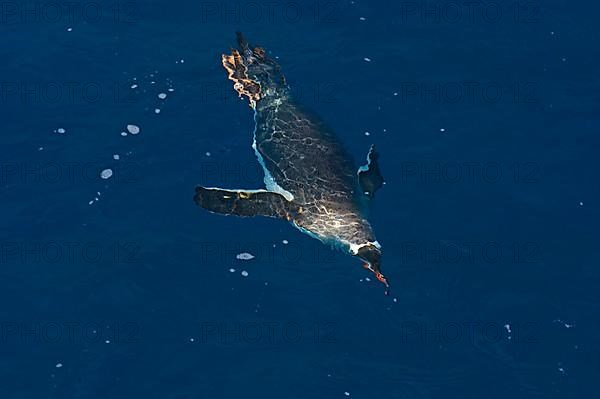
[221,50,261,109]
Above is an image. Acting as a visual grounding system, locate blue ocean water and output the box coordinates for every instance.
[1,0,598,397]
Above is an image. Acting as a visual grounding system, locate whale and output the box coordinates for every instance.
[194,33,387,288]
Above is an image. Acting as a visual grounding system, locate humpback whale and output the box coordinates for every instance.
[194,33,387,289]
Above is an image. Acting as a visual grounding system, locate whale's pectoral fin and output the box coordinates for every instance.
[194,186,299,219]
[357,145,384,198]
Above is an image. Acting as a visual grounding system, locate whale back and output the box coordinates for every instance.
[253,100,357,206]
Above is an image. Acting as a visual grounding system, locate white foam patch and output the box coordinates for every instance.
[236,252,255,261]
[127,124,140,135]
[504,323,512,340]
[100,169,113,179]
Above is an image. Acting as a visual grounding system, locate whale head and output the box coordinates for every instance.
[355,243,388,288]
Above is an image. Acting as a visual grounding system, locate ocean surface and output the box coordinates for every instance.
[1,0,598,398]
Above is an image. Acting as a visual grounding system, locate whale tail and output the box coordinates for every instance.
[221,32,287,108]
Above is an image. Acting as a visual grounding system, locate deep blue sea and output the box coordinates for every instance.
[1,0,598,398]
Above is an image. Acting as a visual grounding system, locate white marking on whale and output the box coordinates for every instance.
[252,109,295,202]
